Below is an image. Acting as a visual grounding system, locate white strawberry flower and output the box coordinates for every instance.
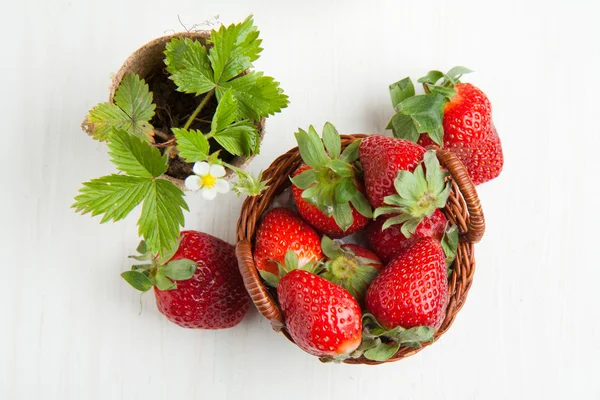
[184,161,230,200]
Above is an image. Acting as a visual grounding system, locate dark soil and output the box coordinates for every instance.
[145,67,234,180]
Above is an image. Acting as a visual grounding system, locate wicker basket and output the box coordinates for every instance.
[82,31,265,190]
[236,134,485,364]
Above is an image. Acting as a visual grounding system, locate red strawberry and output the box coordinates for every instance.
[254,208,323,276]
[358,135,426,208]
[292,164,369,238]
[121,231,250,329]
[389,67,503,185]
[319,236,382,302]
[366,237,448,329]
[366,208,447,263]
[291,123,373,238]
[278,269,362,358]
[153,231,249,329]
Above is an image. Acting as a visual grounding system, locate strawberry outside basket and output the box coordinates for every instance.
[235,134,485,365]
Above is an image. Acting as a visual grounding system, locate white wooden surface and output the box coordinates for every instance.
[2,0,599,398]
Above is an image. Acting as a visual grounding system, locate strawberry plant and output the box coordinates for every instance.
[73,16,288,256]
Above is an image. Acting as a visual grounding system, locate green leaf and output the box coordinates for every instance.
[137,179,188,255]
[372,206,404,219]
[322,122,341,159]
[428,127,444,146]
[108,129,168,178]
[259,270,280,287]
[387,112,419,142]
[208,16,262,83]
[334,178,357,203]
[86,73,156,142]
[444,66,473,84]
[389,77,415,110]
[154,269,177,291]
[397,326,435,344]
[284,250,299,270]
[426,84,456,100]
[156,239,181,265]
[290,168,317,190]
[217,71,289,121]
[363,341,402,362]
[397,93,446,136]
[340,139,361,163]
[441,225,459,266]
[417,70,444,85]
[381,214,411,231]
[333,203,353,232]
[294,127,330,170]
[121,270,154,292]
[136,240,148,254]
[213,121,260,156]
[329,160,354,178]
[350,191,373,218]
[172,128,210,163]
[72,175,151,223]
[211,89,239,132]
[231,169,270,196]
[165,37,215,96]
[321,236,343,259]
[160,259,197,280]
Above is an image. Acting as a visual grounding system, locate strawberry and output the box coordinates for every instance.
[122,231,250,329]
[366,237,448,330]
[254,208,323,276]
[292,164,369,238]
[278,268,362,358]
[358,135,426,209]
[290,123,372,238]
[387,67,503,185]
[319,236,382,302]
[365,208,447,263]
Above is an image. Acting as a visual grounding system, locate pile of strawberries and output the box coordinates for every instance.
[252,69,503,361]
[121,67,502,363]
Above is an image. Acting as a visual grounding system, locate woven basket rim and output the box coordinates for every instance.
[235,134,485,365]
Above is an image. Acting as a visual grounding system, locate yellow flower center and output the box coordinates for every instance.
[201,174,217,188]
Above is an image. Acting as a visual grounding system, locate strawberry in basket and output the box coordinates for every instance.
[290,123,373,238]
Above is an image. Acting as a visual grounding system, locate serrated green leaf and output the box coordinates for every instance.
[213,120,260,156]
[86,73,156,142]
[364,341,402,362]
[154,269,177,291]
[209,16,262,83]
[290,168,317,190]
[108,129,168,178]
[340,139,361,163]
[137,179,188,255]
[211,89,239,132]
[73,175,151,223]
[165,37,215,96]
[160,259,197,281]
[172,128,210,163]
[350,191,373,218]
[121,270,154,292]
[333,203,353,232]
[322,122,341,159]
[217,71,288,121]
[387,112,420,142]
[389,77,415,110]
[114,73,156,128]
[417,70,444,85]
[397,93,446,136]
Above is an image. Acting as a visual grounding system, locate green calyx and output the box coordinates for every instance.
[386,66,472,146]
[373,150,451,238]
[319,237,380,301]
[121,240,197,292]
[441,224,459,267]
[291,123,373,232]
[259,250,323,288]
[349,313,435,362]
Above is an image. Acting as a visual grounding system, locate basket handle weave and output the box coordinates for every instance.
[435,148,485,243]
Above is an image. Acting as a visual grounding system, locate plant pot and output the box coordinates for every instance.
[235,134,486,365]
[82,31,266,190]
